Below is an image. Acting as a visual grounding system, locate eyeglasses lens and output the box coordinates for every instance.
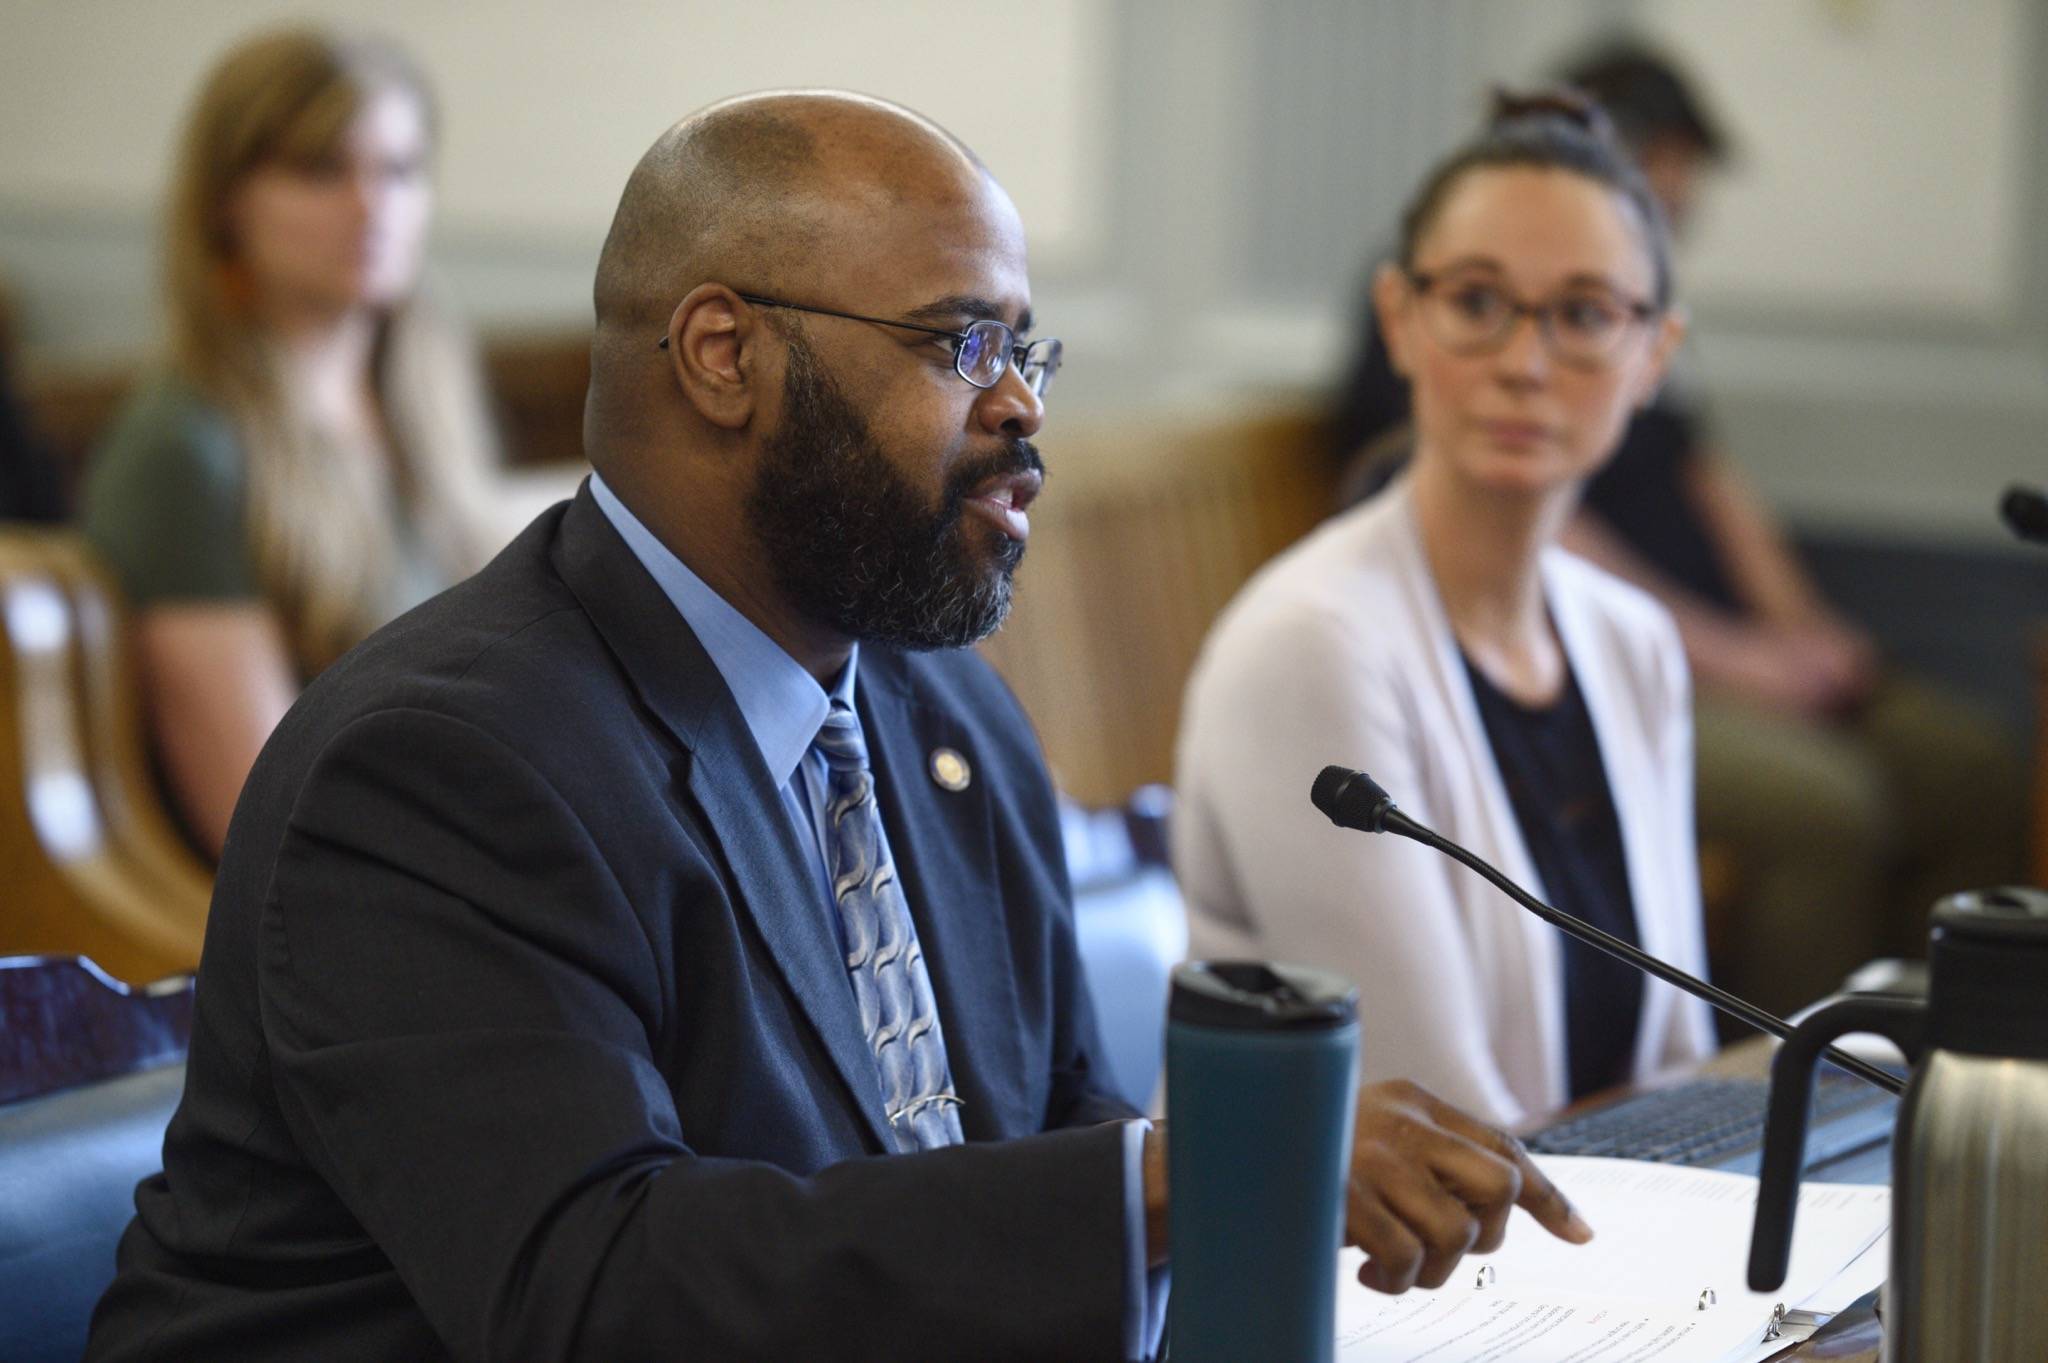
[956,321,1008,388]
[1550,299,1625,366]
[1425,281,1628,368]
[1021,338,1061,397]
[1429,284,1510,354]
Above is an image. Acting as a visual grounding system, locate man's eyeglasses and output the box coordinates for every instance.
[660,293,1062,397]
[1406,270,1658,370]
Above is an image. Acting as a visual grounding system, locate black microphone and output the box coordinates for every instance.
[2002,484,2048,544]
[1311,765,1906,1097]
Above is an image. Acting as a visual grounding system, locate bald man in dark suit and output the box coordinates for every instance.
[86,92,1583,1362]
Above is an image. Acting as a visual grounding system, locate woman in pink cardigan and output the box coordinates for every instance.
[1176,92,1714,1125]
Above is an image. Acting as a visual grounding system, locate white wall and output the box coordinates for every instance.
[1641,0,2027,323]
[0,0,1114,339]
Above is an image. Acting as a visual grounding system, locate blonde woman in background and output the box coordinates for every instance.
[84,28,500,857]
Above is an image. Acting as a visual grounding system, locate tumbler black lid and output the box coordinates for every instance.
[1928,888,2048,1059]
[1169,960,1358,1031]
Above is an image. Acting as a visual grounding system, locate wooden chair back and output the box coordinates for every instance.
[980,399,1335,805]
[0,531,210,983]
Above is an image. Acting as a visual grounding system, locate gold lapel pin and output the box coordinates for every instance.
[929,747,971,792]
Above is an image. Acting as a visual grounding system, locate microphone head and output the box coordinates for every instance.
[1311,766,1396,833]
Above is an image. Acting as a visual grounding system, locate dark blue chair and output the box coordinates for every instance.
[0,954,191,1363]
[1065,787,1185,1113]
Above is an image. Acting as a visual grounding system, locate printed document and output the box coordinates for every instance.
[1334,1156,1888,1363]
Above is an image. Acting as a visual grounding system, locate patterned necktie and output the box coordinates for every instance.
[813,701,966,1152]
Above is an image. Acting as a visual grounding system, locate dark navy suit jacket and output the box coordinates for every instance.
[86,486,1138,1361]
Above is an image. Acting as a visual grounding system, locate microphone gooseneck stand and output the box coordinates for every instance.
[1311,765,1907,1098]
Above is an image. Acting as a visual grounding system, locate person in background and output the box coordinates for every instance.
[1326,42,2024,1017]
[81,28,500,858]
[1177,91,1714,1126]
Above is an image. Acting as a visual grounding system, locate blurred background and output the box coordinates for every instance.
[2,0,2044,980]
[7,2,2043,518]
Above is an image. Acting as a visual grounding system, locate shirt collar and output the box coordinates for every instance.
[589,472,857,787]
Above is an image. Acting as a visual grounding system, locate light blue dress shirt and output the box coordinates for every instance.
[589,474,1163,1360]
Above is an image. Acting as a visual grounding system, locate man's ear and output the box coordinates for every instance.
[666,283,762,430]
[1634,303,1689,409]
[1372,263,1417,380]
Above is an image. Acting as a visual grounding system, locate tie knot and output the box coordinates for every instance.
[814,702,869,773]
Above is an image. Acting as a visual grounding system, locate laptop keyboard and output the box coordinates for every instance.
[1525,1069,1899,1176]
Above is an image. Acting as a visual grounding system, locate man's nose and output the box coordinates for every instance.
[976,362,1044,439]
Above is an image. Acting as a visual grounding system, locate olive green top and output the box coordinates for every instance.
[82,374,259,605]
[81,372,448,679]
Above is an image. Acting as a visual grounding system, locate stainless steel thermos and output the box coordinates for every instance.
[1166,961,1359,1363]
[1748,887,2048,1360]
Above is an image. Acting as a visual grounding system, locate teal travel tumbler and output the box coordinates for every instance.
[1165,960,1359,1363]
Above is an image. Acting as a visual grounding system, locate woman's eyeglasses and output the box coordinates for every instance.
[1406,270,1658,370]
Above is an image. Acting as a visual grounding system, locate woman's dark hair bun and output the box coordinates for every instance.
[1395,82,1674,307]
[1486,86,1616,144]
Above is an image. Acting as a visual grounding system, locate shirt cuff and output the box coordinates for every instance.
[1120,1118,1170,1362]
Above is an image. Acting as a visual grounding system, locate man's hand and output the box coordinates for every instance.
[1138,1081,1591,1288]
[1345,1080,1590,1294]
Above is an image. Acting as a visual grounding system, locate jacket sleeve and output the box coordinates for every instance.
[258,704,1134,1363]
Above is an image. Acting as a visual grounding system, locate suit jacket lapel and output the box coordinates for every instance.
[682,747,895,1152]
[550,485,894,1152]
[858,654,1030,1140]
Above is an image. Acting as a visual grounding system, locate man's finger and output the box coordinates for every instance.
[1346,1181,1425,1295]
[1467,1198,1514,1256]
[1510,1148,1593,1243]
[1414,1093,1592,1244]
[1421,1128,1521,1211]
[1418,1129,1519,1253]
[1370,1158,1480,1290]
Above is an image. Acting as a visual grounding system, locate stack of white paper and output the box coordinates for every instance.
[1334,1156,1889,1363]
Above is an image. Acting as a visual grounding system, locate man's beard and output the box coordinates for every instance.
[744,334,1042,651]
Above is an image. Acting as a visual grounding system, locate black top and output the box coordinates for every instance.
[1327,264,1744,613]
[1576,401,1742,613]
[1462,654,1643,1099]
